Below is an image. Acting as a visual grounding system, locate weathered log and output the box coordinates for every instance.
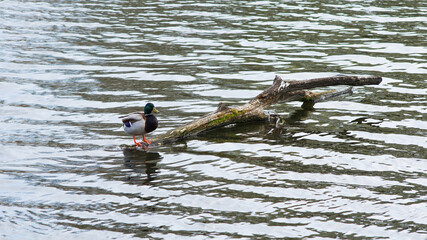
[152,75,382,144]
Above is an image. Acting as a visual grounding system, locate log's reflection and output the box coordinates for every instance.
[122,148,162,184]
[286,108,314,124]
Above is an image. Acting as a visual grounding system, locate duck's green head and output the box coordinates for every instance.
[144,103,158,114]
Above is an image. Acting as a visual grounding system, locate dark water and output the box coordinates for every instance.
[1,0,426,239]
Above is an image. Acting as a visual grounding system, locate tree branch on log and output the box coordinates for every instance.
[152,75,382,145]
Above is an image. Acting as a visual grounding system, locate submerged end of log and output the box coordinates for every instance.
[152,108,266,144]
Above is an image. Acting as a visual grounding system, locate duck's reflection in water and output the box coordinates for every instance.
[122,148,162,184]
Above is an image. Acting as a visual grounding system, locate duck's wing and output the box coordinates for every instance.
[119,112,145,123]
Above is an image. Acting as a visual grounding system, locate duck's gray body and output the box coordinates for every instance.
[120,112,158,136]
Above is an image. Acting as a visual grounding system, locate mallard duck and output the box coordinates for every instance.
[120,103,158,146]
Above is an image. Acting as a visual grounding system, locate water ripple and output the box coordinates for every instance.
[0,0,426,239]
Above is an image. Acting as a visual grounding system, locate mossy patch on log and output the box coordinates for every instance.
[208,110,245,126]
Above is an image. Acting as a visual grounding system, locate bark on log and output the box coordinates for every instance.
[152,75,382,145]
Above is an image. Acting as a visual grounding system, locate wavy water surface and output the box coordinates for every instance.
[0,0,426,239]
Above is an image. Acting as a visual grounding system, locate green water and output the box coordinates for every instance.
[0,0,426,239]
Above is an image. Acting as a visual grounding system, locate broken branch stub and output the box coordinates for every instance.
[152,75,382,144]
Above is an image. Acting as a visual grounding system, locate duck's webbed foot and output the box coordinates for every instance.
[133,136,143,146]
[142,135,151,145]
